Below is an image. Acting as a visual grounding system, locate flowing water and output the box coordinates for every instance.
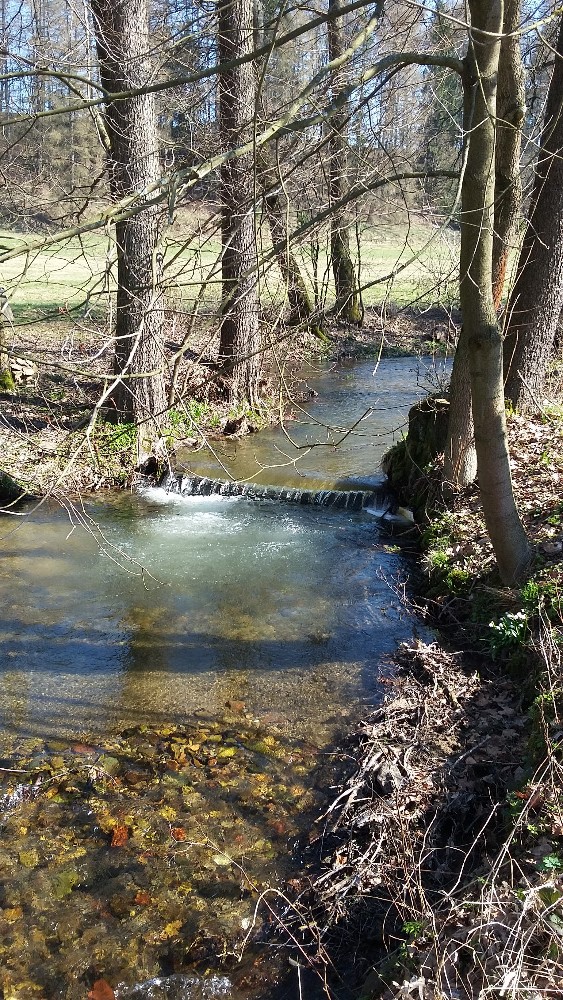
[0,355,442,1000]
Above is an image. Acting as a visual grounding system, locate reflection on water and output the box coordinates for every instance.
[0,492,412,750]
[178,355,447,488]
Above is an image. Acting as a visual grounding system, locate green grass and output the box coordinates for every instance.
[0,218,460,322]
[0,232,113,318]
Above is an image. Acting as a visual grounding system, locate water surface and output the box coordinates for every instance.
[0,355,439,998]
[0,355,443,750]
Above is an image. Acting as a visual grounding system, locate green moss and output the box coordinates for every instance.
[382,395,449,513]
[63,419,138,485]
[0,367,15,392]
[0,468,26,502]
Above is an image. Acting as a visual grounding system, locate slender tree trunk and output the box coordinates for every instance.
[218,0,261,407]
[327,0,362,324]
[445,0,524,486]
[460,0,530,585]
[90,0,166,464]
[0,2,9,116]
[0,290,14,391]
[492,0,525,309]
[443,39,476,488]
[503,13,563,411]
[257,148,325,338]
[0,329,14,393]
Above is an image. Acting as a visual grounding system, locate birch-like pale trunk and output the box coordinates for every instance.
[459,0,530,584]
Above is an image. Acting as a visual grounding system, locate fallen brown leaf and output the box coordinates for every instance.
[88,979,115,1000]
[110,825,129,847]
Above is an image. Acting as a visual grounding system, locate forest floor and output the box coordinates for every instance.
[0,304,456,498]
[291,374,563,998]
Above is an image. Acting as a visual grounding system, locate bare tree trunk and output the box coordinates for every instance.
[460,0,530,585]
[0,331,14,393]
[443,33,477,489]
[327,0,362,324]
[492,0,525,309]
[443,334,477,487]
[0,290,14,391]
[503,13,563,411]
[257,148,325,338]
[90,0,166,464]
[218,0,261,408]
[445,0,524,486]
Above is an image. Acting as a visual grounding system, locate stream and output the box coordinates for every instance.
[0,356,443,1000]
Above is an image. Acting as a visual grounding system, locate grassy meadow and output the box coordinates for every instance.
[0,213,459,330]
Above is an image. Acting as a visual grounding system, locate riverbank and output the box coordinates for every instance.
[296,401,563,998]
[0,306,454,499]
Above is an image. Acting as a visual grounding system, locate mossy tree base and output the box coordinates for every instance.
[0,368,15,392]
[0,469,28,504]
[382,394,450,513]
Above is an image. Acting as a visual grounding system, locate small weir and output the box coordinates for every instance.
[161,471,393,511]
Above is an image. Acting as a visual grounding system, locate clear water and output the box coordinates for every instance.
[0,356,443,750]
[176,355,447,489]
[0,355,440,998]
[0,489,409,749]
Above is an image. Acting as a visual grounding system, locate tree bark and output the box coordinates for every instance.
[443,332,477,487]
[445,0,524,486]
[257,147,325,338]
[90,0,167,464]
[0,291,14,392]
[492,0,525,310]
[459,0,530,585]
[327,0,362,324]
[218,0,261,408]
[503,12,563,411]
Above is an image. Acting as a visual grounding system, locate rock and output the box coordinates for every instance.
[10,356,37,383]
[0,469,28,504]
[98,754,121,776]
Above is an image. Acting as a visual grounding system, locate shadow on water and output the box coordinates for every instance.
[0,492,417,748]
[0,356,439,998]
[0,604,411,744]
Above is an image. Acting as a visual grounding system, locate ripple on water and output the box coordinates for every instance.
[116,974,238,1000]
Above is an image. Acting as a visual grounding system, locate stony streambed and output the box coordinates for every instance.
[0,712,327,999]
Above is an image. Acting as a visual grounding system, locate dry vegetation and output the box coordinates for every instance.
[274,378,563,1000]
